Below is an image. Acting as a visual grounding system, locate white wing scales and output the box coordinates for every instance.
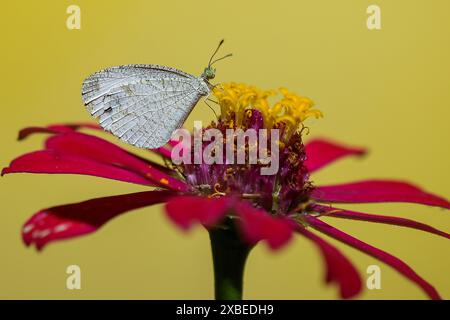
[82,64,209,148]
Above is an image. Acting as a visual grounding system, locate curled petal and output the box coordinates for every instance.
[2,150,154,186]
[305,216,441,300]
[22,190,175,250]
[165,195,232,229]
[312,180,450,209]
[18,123,100,140]
[295,225,362,299]
[45,132,187,191]
[314,205,450,239]
[235,201,293,250]
[305,138,366,173]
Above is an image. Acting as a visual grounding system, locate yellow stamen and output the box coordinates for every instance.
[213,83,322,141]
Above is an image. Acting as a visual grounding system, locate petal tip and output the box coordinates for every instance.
[1,167,8,176]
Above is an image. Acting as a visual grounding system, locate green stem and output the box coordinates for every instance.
[209,221,253,300]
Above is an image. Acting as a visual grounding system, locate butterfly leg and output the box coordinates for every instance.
[204,98,219,120]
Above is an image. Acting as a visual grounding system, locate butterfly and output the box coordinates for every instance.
[81,40,231,149]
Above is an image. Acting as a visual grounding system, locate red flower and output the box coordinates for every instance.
[3,84,449,300]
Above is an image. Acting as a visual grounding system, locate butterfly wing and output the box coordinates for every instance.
[82,64,209,149]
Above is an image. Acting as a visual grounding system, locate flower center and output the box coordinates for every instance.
[175,83,322,215]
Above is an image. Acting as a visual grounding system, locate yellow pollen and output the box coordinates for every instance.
[159,178,169,185]
[213,83,323,141]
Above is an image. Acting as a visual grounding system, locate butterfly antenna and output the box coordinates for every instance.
[208,39,225,67]
[210,53,233,66]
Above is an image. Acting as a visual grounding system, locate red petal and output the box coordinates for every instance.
[124,150,175,176]
[167,140,178,147]
[45,132,187,191]
[295,225,362,299]
[314,205,450,239]
[22,190,174,250]
[151,146,172,158]
[18,124,176,159]
[312,180,450,209]
[2,150,154,186]
[18,123,100,140]
[19,124,174,175]
[305,138,366,173]
[165,195,232,229]
[235,201,293,250]
[150,137,188,158]
[305,216,442,299]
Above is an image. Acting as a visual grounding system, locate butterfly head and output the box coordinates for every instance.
[202,66,216,81]
[202,39,232,82]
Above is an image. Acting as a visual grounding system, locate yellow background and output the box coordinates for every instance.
[1,0,449,299]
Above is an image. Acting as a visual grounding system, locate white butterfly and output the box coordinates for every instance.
[81,40,231,149]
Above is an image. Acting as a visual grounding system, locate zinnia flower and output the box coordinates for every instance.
[3,83,449,300]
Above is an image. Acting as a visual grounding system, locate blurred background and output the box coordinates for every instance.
[1,0,449,299]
